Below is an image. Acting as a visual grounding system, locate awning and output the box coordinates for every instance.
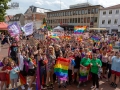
[0,22,8,30]
[89,28,107,30]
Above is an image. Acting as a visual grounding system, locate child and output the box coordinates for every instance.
[0,57,10,90]
[9,61,20,90]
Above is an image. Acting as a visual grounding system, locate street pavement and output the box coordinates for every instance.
[0,45,120,90]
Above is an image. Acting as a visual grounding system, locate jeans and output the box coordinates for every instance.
[40,66,46,85]
[108,64,111,79]
[91,72,99,88]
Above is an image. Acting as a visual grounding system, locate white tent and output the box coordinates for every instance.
[53,26,64,32]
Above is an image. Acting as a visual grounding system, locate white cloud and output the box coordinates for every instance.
[35,0,44,5]
[45,0,68,9]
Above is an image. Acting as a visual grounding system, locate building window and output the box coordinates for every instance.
[103,11,106,15]
[91,8,95,14]
[102,20,105,24]
[87,17,90,23]
[78,18,80,23]
[84,17,86,23]
[73,11,76,15]
[70,11,73,15]
[70,18,72,23]
[88,9,91,14]
[95,8,98,13]
[82,10,84,14]
[116,10,119,14]
[108,19,111,24]
[76,11,78,15]
[79,10,81,15]
[85,9,88,14]
[81,18,83,23]
[94,17,97,22]
[109,10,112,14]
[114,19,118,24]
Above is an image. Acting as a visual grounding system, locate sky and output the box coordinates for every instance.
[6,0,120,15]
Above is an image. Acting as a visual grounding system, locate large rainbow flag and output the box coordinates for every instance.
[54,57,70,81]
[74,26,87,34]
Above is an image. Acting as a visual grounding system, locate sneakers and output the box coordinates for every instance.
[21,85,25,90]
[91,86,95,89]
[110,82,114,87]
[113,84,117,88]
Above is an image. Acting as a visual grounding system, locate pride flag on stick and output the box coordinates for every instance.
[54,58,70,81]
[91,36,100,42]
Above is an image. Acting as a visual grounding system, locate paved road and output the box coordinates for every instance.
[0,45,120,90]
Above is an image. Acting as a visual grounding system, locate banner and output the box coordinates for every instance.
[34,33,45,40]
[8,22,21,37]
[24,22,33,36]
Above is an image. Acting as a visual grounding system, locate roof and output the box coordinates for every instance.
[101,4,120,10]
[5,15,13,22]
[9,13,23,21]
[0,22,8,30]
[24,5,52,14]
[47,5,103,13]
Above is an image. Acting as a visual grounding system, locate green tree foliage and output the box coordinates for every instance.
[43,18,46,24]
[0,0,11,22]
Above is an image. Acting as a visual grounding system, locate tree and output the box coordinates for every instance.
[0,0,11,22]
[43,18,46,24]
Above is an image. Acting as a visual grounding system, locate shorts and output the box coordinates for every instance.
[74,69,79,73]
[27,69,35,76]
[111,70,120,76]
[102,62,107,67]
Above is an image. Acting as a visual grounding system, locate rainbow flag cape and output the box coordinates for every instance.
[74,26,87,34]
[54,58,70,81]
[91,36,100,42]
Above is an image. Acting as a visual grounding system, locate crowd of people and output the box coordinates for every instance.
[0,31,120,90]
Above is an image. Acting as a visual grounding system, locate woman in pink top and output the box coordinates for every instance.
[102,52,108,78]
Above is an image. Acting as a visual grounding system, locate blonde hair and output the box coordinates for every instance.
[49,46,55,55]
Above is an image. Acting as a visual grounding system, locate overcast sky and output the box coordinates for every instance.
[6,0,120,15]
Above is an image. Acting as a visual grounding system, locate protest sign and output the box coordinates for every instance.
[8,22,21,37]
[34,33,45,40]
[24,22,33,36]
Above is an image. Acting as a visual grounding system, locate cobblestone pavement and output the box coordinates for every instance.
[0,45,120,90]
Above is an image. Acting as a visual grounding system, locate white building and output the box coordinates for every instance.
[99,4,120,34]
[24,6,51,29]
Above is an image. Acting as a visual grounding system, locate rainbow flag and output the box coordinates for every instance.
[49,34,60,41]
[54,58,70,80]
[74,26,87,34]
[40,24,47,29]
[91,36,100,42]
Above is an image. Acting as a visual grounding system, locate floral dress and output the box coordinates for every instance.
[46,55,56,71]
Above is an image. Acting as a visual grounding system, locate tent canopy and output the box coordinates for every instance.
[0,22,8,30]
[89,28,107,30]
[53,26,64,32]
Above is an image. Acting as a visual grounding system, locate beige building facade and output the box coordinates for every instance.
[47,3,104,30]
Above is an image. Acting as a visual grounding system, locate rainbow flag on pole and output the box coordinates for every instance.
[91,36,100,42]
[74,26,87,34]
